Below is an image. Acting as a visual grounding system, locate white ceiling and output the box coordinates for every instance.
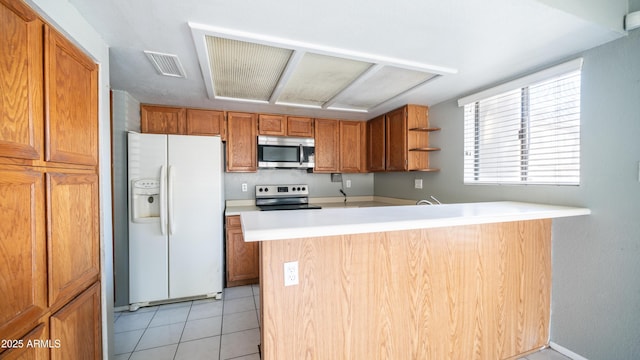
[67,0,627,120]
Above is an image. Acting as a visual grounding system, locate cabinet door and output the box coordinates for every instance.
[226,112,257,172]
[0,323,49,360]
[385,106,407,171]
[339,121,366,173]
[286,117,314,137]
[140,105,186,134]
[46,172,99,308]
[314,119,339,173]
[50,282,101,360]
[0,168,46,342]
[226,217,259,287]
[186,109,224,137]
[44,25,98,166]
[0,0,43,162]
[258,114,286,136]
[367,115,385,172]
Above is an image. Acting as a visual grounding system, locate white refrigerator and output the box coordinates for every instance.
[128,132,224,307]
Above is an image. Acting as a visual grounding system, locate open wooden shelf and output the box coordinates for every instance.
[409,147,441,152]
[409,168,440,172]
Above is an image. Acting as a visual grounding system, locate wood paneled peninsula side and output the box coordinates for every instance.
[241,202,590,360]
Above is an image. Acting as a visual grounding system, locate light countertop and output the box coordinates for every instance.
[240,201,590,242]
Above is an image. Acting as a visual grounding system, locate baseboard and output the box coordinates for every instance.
[549,342,589,360]
[113,305,130,313]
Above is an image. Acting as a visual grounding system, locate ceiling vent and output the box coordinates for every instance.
[144,51,187,78]
[189,23,457,112]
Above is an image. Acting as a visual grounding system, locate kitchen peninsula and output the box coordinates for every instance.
[241,202,590,360]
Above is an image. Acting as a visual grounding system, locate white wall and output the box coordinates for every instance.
[535,0,627,33]
[375,27,640,360]
[111,91,140,308]
[24,0,114,358]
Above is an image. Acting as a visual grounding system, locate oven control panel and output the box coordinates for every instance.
[256,184,309,198]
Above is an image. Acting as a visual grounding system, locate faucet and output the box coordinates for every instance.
[416,196,442,205]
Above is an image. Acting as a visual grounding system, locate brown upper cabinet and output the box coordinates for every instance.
[140,105,186,135]
[385,106,408,171]
[286,116,314,137]
[314,119,366,173]
[0,0,43,163]
[226,112,257,172]
[378,104,440,172]
[141,105,226,138]
[258,114,287,136]
[313,119,340,173]
[339,121,367,173]
[186,109,225,138]
[367,115,385,172]
[45,25,99,167]
[258,114,314,137]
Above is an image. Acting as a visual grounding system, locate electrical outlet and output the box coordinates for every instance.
[414,179,423,189]
[345,180,351,188]
[284,261,299,286]
[241,183,247,192]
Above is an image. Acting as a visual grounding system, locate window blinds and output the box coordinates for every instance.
[461,59,582,185]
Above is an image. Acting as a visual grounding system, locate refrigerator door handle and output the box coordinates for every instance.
[168,165,176,235]
[299,144,303,165]
[159,165,167,235]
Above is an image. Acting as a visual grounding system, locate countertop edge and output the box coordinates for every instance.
[240,201,591,242]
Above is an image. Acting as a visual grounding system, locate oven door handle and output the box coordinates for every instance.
[299,144,303,165]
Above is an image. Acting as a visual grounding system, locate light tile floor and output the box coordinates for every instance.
[113,284,572,360]
[113,284,260,360]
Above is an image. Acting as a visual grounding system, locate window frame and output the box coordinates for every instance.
[460,59,583,186]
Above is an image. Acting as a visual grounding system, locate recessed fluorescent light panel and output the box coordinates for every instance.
[276,53,373,107]
[330,66,439,110]
[206,36,292,101]
[190,23,456,112]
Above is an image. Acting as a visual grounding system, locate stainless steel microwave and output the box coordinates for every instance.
[257,136,315,169]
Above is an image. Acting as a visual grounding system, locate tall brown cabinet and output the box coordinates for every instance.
[0,0,101,358]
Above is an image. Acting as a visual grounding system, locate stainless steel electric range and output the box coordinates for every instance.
[255,184,322,211]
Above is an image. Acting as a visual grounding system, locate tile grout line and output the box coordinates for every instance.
[219,294,226,360]
[116,287,262,360]
[172,301,194,360]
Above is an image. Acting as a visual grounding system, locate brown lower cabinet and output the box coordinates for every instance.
[0,323,49,360]
[225,216,259,287]
[50,283,102,360]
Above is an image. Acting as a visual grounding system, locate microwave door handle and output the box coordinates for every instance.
[299,144,303,165]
